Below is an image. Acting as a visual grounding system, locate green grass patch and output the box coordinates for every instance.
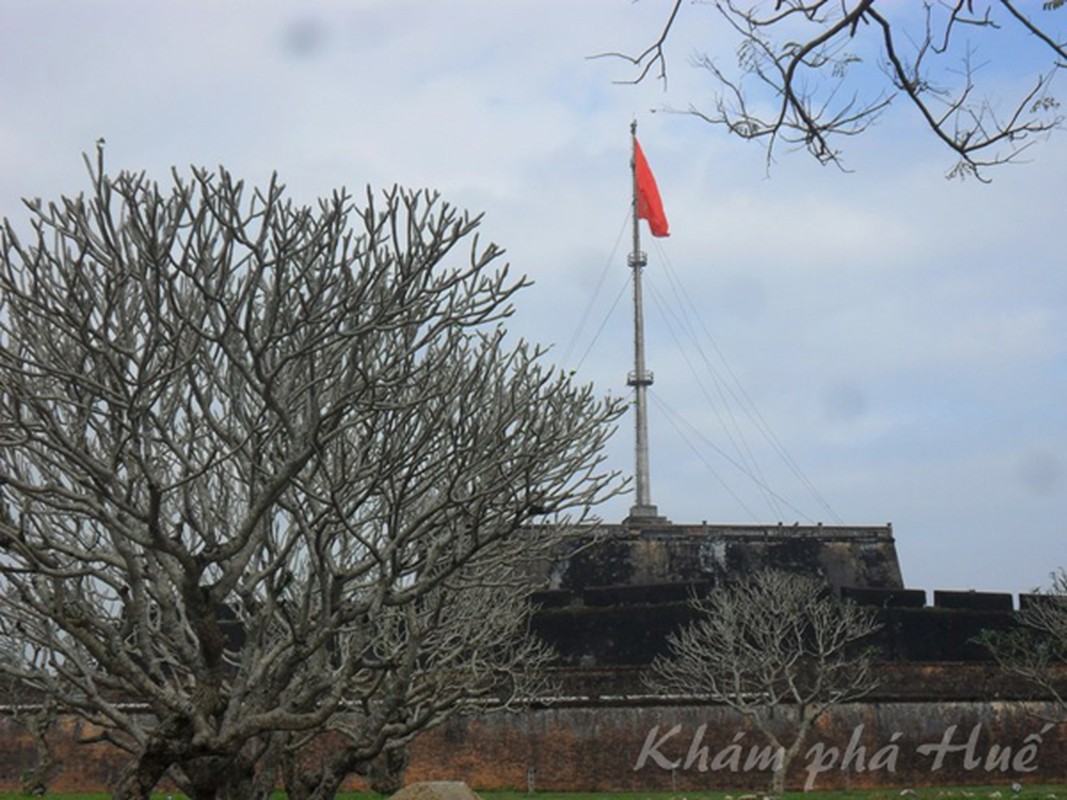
[479,791,1067,800]
[1,789,1064,800]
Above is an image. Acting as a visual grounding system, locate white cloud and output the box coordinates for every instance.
[0,0,1063,594]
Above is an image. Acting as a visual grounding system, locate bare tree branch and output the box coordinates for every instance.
[608,1,1066,177]
[979,569,1067,721]
[647,571,881,796]
[0,157,626,800]
[589,0,685,86]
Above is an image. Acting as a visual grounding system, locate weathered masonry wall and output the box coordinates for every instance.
[403,698,1065,792]
[531,590,1025,667]
[3,665,1065,793]
[527,521,908,667]
[2,701,1063,793]
[4,523,1058,794]
[529,522,904,594]
[4,699,1062,797]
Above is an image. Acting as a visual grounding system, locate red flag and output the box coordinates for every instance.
[634,137,669,238]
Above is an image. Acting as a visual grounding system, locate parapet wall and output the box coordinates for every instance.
[3,523,1058,793]
[532,589,1026,667]
[530,522,904,594]
[3,668,1064,794]
[404,697,1066,791]
[527,523,1038,667]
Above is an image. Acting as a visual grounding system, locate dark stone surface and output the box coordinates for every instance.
[533,521,904,593]
[935,590,1015,611]
[841,586,927,607]
[531,595,1020,666]
[529,520,915,666]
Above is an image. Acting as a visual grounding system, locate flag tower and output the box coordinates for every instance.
[626,121,669,523]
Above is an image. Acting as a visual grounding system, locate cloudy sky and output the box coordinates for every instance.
[1,1,1063,596]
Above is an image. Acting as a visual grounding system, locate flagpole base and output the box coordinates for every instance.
[624,504,670,527]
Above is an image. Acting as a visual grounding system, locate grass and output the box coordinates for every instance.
[479,791,1067,800]
[1,789,1064,800]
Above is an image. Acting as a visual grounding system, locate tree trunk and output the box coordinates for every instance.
[770,765,787,798]
[284,751,358,800]
[182,755,266,800]
[282,743,410,800]
[19,698,55,796]
[112,754,174,800]
[367,746,410,795]
[767,713,817,798]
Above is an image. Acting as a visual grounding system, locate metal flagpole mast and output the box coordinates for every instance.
[627,121,660,522]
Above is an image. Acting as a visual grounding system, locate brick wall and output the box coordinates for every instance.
[405,701,1066,792]
[3,687,1064,793]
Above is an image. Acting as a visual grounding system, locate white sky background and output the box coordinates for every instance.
[0,1,1063,595]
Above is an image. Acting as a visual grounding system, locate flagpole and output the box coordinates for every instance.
[627,121,662,523]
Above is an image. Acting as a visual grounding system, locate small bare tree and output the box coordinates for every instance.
[14,695,57,797]
[980,569,1067,716]
[277,560,558,800]
[0,635,56,796]
[604,1,1066,178]
[647,570,881,796]
[0,149,625,800]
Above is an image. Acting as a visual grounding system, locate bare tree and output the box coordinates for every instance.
[980,569,1067,716]
[0,633,56,796]
[0,149,625,800]
[603,1,1066,178]
[647,570,881,796]
[13,695,57,797]
[277,560,559,800]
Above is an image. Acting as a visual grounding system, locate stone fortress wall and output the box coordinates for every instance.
[2,522,1064,792]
